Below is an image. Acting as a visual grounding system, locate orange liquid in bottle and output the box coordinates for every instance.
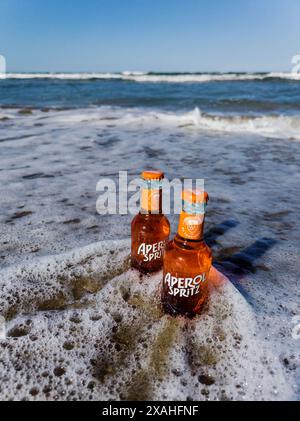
[161,189,212,317]
[131,170,170,274]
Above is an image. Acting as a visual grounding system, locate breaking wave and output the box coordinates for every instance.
[2,106,300,140]
[44,106,300,140]
[3,72,300,82]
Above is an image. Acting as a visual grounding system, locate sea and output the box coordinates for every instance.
[0,72,299,400]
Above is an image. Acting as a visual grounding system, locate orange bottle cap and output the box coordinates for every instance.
[182,189,209,204]
[141,170,164,181]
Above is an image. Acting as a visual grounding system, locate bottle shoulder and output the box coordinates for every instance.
[132,212,170,228]
[164,238,212,274]
[165,236,212,257]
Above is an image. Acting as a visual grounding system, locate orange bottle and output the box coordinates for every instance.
[131,170,170,274]
[161,189,212,317]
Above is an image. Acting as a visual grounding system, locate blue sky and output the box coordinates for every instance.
[0,0,300,72]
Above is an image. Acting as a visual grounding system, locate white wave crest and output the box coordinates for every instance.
[172,108,300,140]
[3,104,300,140]
[28,106,300,141]
[3,72,300,82]
[92,107,300,140]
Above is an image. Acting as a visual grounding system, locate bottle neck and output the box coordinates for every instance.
[140,187,162,214]
[177,211,205,242]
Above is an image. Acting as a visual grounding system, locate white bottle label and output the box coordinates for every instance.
[137,240,167,262]
[164,272,207,297]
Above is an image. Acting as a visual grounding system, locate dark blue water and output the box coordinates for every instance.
[1,76,300,115]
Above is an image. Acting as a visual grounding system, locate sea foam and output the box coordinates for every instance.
[0,101,299,400]
[0,239,294,400]
[9,106,298,140]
